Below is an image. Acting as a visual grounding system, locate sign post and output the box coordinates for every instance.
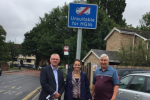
[68,1,98,60]
[64,46,70,74]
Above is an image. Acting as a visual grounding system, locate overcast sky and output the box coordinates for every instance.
[0,0,150,44]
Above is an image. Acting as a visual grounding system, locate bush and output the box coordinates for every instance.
[41,63,47,67]
[10,63,14,68]
[58,66,64,70]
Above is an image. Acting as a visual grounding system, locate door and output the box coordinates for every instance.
[116,75,133,100]
[118,75,145,100]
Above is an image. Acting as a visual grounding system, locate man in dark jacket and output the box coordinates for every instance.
[39,53,65,100]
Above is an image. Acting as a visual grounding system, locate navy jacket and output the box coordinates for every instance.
[39,65,65,100]
[64,71,92,100]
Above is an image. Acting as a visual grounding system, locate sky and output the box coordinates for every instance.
[0,0,150,44]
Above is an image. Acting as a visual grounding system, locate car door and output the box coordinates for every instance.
[143,77,150,99]
[116,75,133,100]
[121,75,145,100]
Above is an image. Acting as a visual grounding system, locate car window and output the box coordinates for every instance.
[122,71,129,77]
[128,76,145,91]
[145,77,150,93]
[119,75,133,89]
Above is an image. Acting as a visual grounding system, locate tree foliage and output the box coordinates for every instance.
[0,25,8,61]
[117,39,150,66]
[139,11,150,31]
[7,41,20,65]
[87,0,126,26]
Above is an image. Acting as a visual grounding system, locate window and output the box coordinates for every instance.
[26,59,31,63]
[145,77,150,93]
[128,76,145,91]
[122,71,129,77]
[119,75,133,89]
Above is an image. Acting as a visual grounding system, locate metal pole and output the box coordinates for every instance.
[76,0,84,60]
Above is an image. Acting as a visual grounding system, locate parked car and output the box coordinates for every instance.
[0,68,2,76]
[26,64,34,68]
[115,68,149,80]
[116,73,150,100]
[38,66,42,70]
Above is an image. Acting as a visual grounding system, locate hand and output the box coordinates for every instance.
[111,97,116,100]
[90,91,94,100]
[53,92,61,99]
[52,96,56,99]
[90,91,93,96]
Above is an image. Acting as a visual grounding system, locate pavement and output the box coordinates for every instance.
[2,68,64,100]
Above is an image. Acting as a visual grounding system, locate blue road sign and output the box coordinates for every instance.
[68,3,98,29]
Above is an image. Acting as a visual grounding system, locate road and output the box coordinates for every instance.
[0,69,40,100]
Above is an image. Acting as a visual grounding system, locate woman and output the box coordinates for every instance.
[64,59,92,100]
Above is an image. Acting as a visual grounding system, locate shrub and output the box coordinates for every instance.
[10,63,14,68]
[58,66,64,70]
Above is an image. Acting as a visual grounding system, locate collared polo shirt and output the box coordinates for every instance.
[93,66,119,100]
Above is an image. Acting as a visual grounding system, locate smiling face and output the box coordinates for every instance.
[100,56,109,70]
[50,54,60,67]
[73,60,81,71]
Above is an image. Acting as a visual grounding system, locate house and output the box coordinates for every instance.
[82,49,119,67]
[104,27,150,52]
[7,44,36,67]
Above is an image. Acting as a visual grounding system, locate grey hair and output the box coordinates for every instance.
[99,54,109,61]
[50,53,60,60]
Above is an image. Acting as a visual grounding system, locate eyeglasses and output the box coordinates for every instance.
[51,58,59,61]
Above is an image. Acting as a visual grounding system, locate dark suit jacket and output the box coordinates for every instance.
[39,65,65,100]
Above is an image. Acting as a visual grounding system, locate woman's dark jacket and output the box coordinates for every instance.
[64,71,92,100]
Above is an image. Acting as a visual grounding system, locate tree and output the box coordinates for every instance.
[7,41,20,67]
[87,0,126,26]
[117,39,150,66]
[139,11,150,31]
[21,28,41,69]
[0,25,8,62]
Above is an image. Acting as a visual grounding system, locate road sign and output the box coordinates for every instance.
[68,3,98,29]
[64,46,69,55]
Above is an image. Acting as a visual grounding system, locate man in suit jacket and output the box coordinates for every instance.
[39,53,65,100]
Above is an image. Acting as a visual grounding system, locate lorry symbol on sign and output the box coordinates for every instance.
[76,6,91,15]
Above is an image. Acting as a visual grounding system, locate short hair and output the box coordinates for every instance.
[73,59,82,65]
[50,53,60,60]
[100,54,109,60]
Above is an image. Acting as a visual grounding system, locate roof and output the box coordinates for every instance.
[104,27,150,41]
[82,49,119,63]
[128,73,150,77]
[14,44,22,50]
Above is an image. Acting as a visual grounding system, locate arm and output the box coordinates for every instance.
[111,69,119,100]
[58,70,65,95]
[84,73,92,100]
[91,84,95,99]
[91,71,96,99]
[64,74,69,100]
[53,70,65,99]
[40,68,55,95]
[111,85,119,100]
